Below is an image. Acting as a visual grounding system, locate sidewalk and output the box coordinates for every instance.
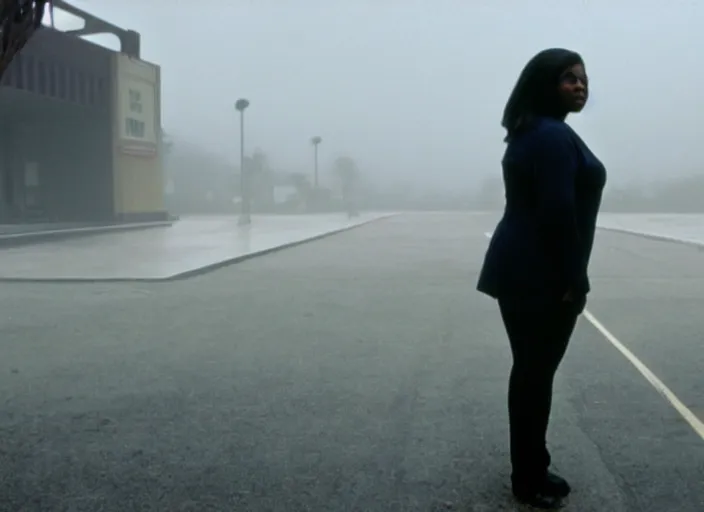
[598,213,704,247]
[0,213,393,282]
[0,220,174,246]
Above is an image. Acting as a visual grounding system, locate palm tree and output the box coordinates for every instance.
[332,156,360,216]
[332,156,359,186]
[247,149,275,209]
[289,172,311,195]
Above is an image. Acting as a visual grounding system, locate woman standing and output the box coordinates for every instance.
[477,48,607,509]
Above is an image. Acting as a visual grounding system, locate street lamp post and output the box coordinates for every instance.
[311,136,322,189]
[236,98,251,225]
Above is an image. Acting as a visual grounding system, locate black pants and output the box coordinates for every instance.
[498,295,585,486]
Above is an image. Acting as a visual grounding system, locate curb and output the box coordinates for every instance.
[0,214,396,284]
[166,214,394,281]
[598,227,704,250]
[0,221,174,248]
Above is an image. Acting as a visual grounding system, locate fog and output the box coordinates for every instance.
[3,4,704,510]
[55,1,704,195]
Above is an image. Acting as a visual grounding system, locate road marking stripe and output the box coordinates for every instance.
[481,231,704,440]
[582,310,704,440]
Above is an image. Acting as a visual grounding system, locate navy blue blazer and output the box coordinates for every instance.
[477,117,607,300]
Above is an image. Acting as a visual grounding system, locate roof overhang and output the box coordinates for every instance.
[54,0,140,58]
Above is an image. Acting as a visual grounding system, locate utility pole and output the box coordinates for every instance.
[235,98,250,225]
[311,136,322,188]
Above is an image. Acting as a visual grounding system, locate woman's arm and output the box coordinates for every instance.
[531,125,582,298]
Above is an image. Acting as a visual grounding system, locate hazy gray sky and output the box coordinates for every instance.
[56,1,704,191]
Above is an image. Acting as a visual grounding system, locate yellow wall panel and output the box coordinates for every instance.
[111,53,165,217]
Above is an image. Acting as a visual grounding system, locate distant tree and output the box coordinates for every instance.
[332,156,361,192]
[243,148,272,181]
[646,174,704,213]
[289,172,312,195]
[250,148,268,172]
[162,138,237,214]
[246,149,275,209]
[332,156,362,215]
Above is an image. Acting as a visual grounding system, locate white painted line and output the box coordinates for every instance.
[598,226,704,249]
[481,231,704,440]
[582,311,704,441]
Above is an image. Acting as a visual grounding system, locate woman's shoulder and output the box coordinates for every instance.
[530,117,573,141]
[514,118,576,153]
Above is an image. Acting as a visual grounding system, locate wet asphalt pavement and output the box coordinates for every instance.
[0,213,702,511]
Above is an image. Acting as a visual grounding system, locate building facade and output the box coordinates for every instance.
[0,5,166,224]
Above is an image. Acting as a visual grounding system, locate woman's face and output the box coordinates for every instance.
[558,63,588,113]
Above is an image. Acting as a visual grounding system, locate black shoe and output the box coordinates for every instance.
[545,471,571,498]
[512,486,564,509]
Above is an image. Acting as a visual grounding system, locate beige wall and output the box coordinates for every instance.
[111,53,165,218]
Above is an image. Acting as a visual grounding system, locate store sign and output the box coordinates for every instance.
[114,54,159,156]
[119,78,157,145]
